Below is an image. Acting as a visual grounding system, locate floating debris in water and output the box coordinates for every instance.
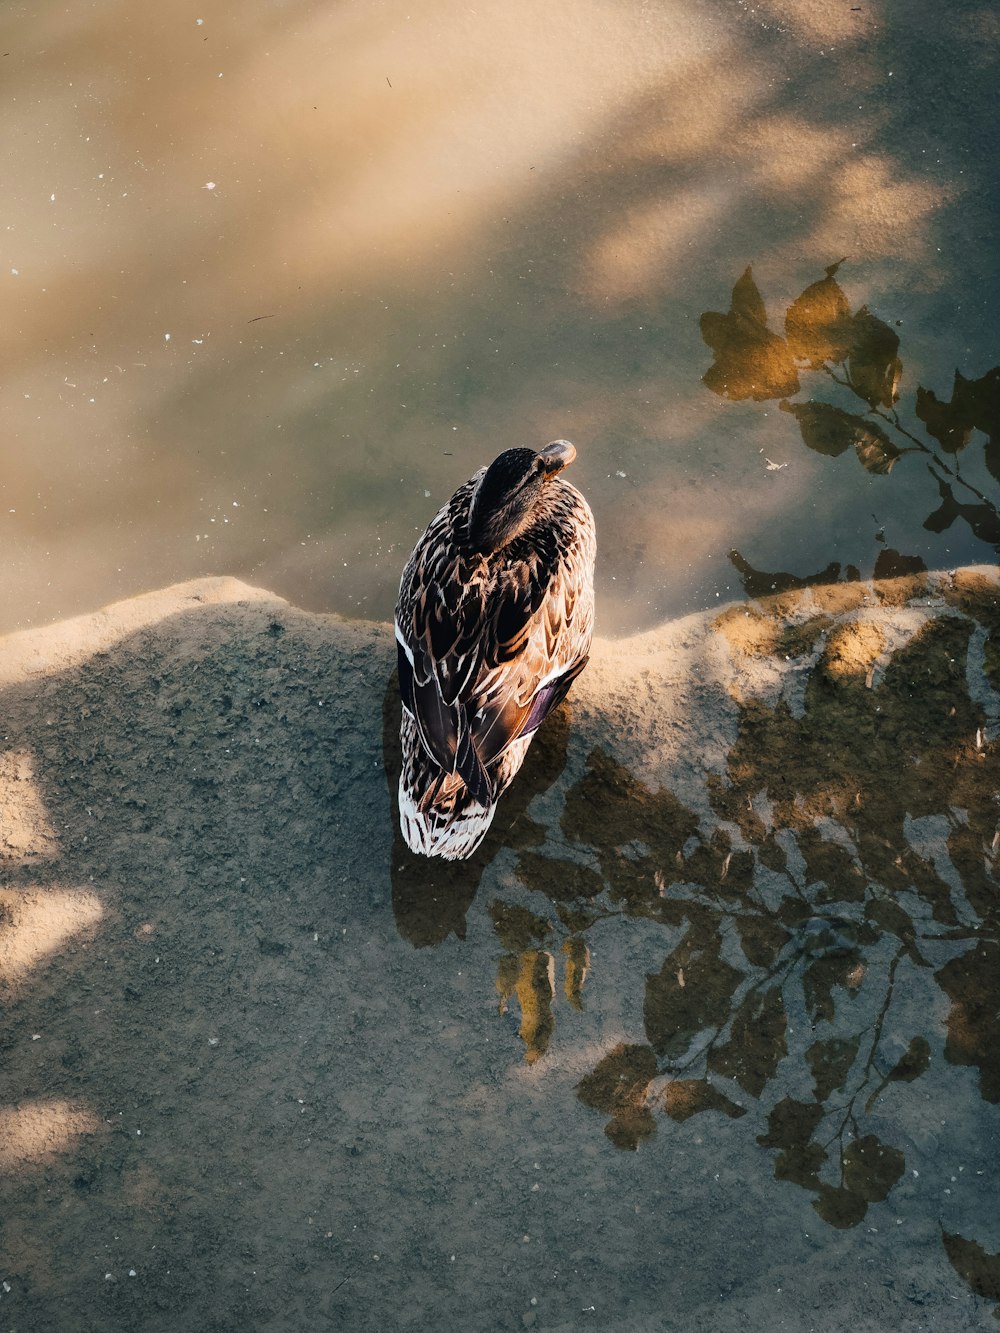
[798,915,859,958]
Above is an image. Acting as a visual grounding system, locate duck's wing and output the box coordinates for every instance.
[469,550,591,770]
[397,556,541,811]
[396,479,497,807]
[396,479,594,809]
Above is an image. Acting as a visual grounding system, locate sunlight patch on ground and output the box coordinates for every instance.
[0,750,58,862]
[0,1100,102,1170]
[0,887,103,990]
[0,577,279,688]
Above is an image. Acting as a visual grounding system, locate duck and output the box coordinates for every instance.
[395,440,596,860]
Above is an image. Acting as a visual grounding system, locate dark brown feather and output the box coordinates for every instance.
[396,467,595,815]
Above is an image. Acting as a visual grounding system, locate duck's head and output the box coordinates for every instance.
[467,440,576,555]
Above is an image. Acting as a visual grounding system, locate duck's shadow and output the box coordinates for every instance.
[381,671,572,947]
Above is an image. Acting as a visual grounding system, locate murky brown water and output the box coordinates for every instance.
[3,0,999,635]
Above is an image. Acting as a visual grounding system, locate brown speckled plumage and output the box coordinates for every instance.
[395,444,595,859]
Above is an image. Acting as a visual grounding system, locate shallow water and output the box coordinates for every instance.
[3,574,1000,1329]
[3,0,1000,635]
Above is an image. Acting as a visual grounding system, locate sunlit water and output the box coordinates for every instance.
[3,0,1000,636]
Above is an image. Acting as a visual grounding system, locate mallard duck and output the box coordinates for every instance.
[395,440,596,860]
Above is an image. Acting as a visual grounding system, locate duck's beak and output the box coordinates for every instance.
[537,439,577,475]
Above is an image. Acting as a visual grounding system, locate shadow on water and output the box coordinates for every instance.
[8,0,1000,635]
[3,575,1000,1322]
[433,569,1000,1309]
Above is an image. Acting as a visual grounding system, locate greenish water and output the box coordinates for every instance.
[3,0,1000,635]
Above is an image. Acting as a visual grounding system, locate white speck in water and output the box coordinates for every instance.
[164,333,171,342]
[196,17,204,24]
[128,1269,137,1278]
[10,268,19,276]
[615,470,627,478]
[204,181,216,190]
[208,1036,219,1046]
[50,193,56,202]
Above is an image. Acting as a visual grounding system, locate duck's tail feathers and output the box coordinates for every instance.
[398,774,495,860]
[455,724,494,808]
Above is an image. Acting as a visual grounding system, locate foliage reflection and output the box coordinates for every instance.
[393,568,1000,1310]
[701,262,1000,588]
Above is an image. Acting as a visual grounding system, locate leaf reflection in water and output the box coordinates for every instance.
[700,266,800,402]
[443,568,1000,1312]
[701,263,1000,563]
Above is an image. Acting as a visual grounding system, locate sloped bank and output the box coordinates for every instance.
[2,570,999,1331]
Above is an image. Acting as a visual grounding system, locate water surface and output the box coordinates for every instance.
[3,0,1000,633]
[3,574,1000,1328]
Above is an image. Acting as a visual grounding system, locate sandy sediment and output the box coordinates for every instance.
[2,570,999,1331]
